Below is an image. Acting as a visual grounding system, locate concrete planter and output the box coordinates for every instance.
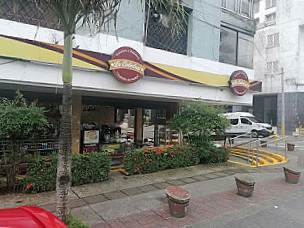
[287,143,295,151]
[234,174,255,197]
[283,166,301,184]
[166,186,190,218]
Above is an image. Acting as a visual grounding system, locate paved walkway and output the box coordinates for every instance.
[0,136,303,227]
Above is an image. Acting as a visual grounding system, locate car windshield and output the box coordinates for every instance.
[247,117,258,123]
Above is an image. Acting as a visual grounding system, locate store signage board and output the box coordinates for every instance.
[108,47,145,83]
[229,70,250,96]
[84,130,99,144]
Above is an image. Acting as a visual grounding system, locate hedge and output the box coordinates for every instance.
[199,146,230,164]
[123,145,198,175]
[24,152,111,193]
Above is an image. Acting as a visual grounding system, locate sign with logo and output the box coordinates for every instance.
[229,70,250,96]
[108,47,145,83]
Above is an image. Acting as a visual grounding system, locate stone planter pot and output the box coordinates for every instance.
[166,186,190,218]
[287,143,295,151]
[283,166,301,184]
[234,174,255,197]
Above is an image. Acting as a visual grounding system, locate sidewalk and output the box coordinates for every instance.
[0,136,303,227]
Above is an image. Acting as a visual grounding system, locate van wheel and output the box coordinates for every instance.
[251,130,258,138]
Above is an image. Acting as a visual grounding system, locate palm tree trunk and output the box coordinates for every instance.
[56,34,73,223]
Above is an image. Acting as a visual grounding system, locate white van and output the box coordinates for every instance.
[222,112,273,138]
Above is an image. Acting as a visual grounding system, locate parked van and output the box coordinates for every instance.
[222,112,273,137]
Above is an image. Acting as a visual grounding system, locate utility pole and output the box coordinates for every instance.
[281,67,285,136]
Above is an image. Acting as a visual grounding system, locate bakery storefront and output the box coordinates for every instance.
[0,35,261,159]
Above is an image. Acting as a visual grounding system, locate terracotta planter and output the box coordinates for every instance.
[166,186,190,218]
[234,174,255,197]
[287,143,295,151]
[283,166,301,184]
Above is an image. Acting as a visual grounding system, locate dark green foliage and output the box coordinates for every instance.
[24,152,111,193]
[71,152,111,186]
[66,214,89,228]
[0,91,48,192]
[123,145,197,175]
[199,146,231,164]
[170,102,230,161]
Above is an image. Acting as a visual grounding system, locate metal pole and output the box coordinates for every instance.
[256,140,260,167]
[281,67,285,136]
[284,140,287,159]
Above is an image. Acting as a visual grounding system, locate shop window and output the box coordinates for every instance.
[265,0,276,9]
[0,0,62,31]
[222,0,254,18]
[219,26,254,68]
[267,33,279,48]
[144,4,190,55]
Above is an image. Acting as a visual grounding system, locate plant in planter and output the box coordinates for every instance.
[170,102,230,162]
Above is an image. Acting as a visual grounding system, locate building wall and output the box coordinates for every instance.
[253,0,304,133]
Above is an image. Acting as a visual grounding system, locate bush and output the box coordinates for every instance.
[24,152,111,193]
[199,146,230,164]
[66,215,89,228]
[123,145,197,175]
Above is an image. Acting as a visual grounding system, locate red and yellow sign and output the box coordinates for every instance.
[0,35,262,92]
[229,70,250,96]
[108,47,145,83]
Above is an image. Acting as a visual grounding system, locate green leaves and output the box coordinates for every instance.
[124,145,197,175]
[0,91,48,140]
[24,152,111,193]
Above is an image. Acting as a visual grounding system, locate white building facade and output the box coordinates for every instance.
[253,0,304,134]
[0,0,259,153]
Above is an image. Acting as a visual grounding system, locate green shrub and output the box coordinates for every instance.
[123,145,197,175]
[66,215,89,228]
[24,152,110,193]
[200,146,230,164]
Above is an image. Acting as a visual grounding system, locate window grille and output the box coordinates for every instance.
[267,33,279,48]
[0,0,62,31]
[145,6,190,55]
[266,61,279,74]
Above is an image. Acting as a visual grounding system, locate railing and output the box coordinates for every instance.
[229,134,289,167]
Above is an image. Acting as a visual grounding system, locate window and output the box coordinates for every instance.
[253,0,260,14]
[266,0,276,9]
[265,13,276,24]
[231,119,239,125]
[267,33,279,48]
[241,118,252,125]
[222,0,254,18]
[145,4,190,55]
[219,26,254,68]
[0,0,62,31]
[266,61,279,74]
[241,0,250,17]
[238,33,254,68]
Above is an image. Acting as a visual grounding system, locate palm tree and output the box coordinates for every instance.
[35,0,186,223]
